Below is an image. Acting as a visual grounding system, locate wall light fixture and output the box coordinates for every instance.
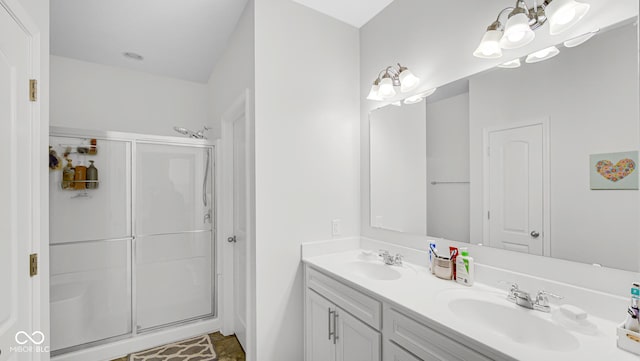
[367,64,420,101]
[474,0,590,59]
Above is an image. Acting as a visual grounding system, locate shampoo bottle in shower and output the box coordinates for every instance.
[74,161,87,190]
[62,159,75,189]
[86,160,98,189]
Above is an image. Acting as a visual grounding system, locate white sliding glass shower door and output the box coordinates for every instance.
[135,143,214,330]
[49,136,132,352]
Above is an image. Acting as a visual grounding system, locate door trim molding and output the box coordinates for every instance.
[0,0,47,359]
[482,117,551,257]
[220,89,253,356]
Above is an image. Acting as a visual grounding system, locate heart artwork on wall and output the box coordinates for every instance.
[596,159,636,182]
[590,151,639,190]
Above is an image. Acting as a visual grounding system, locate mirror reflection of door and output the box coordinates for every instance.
[485,122,546,255]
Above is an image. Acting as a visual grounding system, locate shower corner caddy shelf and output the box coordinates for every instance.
[60,180,99,189]
[57,143,100,156]
[61,182,100,199]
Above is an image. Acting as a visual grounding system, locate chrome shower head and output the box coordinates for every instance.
[173,126,210,139]
[173,126,191,136]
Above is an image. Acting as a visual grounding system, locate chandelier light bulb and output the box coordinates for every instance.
[367,83,382,101]
[500,12,535,49]
[399,68,420,93]
[498,58,522,69]
[525,46,560,63]
[563,28,599,48]
[403,95,424,105]
[377,77,396,99]
[473,29,503,59]
[545,0,590,35]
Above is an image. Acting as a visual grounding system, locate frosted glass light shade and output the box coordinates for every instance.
[500,13,535,49]
[564,29,599,48]
[498,58,522,69]
[399,69,420,92]
[403,88,437,105]
[525,46,560,63]
[546,0,590,35]
[403,95,424,105]
[473,30,503,59]
[378,77,396,99]
[367,84,382,100]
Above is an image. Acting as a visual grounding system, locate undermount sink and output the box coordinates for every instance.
[443,290,580,352]
[345,261,402,280]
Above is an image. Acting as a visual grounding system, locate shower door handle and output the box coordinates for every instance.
[203,149,210,207]
[227,235,237,243]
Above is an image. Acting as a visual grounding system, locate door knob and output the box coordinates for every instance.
[227,235,237,243]
[530,231,540,238]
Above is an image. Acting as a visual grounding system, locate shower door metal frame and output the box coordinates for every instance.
[49,127,218,356]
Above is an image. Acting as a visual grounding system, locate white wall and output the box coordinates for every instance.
[469,24,639,271]
[370,103,426,235]
[50,56,209,137]
[254,0,360,359]
[359,0,638,248]
[426,93,470,243]
[208,0,255,140]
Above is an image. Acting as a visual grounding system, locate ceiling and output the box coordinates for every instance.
[292,0,394,28]
[51,0,249,83]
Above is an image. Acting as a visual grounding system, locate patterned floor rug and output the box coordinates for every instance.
[129,335,217,361]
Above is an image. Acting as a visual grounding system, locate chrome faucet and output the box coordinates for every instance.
[378,250,403,266]
[503,282,562,312]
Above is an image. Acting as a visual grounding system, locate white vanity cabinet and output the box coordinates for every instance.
[304,264,507,361]
[305,267,382,361]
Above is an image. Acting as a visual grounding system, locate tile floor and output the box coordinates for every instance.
[111,332,245,361]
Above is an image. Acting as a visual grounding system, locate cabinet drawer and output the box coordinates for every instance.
[384,341,423,361]
[306,266,381,330]
[385,308,493,361]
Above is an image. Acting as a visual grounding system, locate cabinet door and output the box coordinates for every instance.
[336,308,381,361]
[306,290,336,361]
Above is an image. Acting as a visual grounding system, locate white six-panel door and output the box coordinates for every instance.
[0,1,37,360]
[487,123,544,255]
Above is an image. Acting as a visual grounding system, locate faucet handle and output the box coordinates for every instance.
[534,290,563,312]
[393,254,403,265]
[498,281,519,301]
[378,249,390,257]
[536,290,563,303]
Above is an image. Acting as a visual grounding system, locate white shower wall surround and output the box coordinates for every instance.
[49,127,216,355]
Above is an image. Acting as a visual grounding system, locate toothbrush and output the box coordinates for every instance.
[430,243,440,258]
[626,306,640,332]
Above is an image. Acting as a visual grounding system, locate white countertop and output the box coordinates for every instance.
[303,249,640,361]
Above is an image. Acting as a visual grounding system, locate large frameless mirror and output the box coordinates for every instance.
[369,6,640,271]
